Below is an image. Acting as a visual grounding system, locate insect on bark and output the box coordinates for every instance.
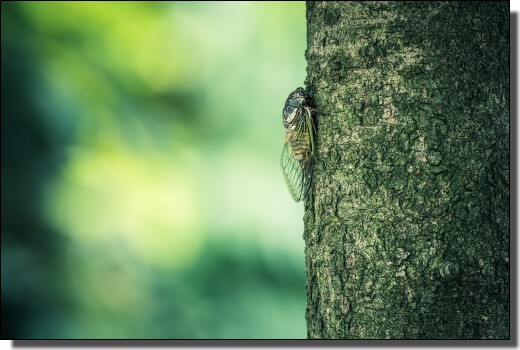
[280,87,316,202]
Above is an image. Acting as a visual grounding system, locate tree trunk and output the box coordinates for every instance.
[303,1,509,339]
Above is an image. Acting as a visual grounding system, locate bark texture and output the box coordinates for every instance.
[304,1,509,339]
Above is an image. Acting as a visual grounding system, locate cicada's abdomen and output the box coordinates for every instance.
[287,128,311,169]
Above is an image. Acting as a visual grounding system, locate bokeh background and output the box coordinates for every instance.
[1,1,308,339]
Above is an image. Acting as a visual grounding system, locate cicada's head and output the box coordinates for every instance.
[282,87,309,129]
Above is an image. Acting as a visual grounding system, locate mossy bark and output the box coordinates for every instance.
[304,1,509,339]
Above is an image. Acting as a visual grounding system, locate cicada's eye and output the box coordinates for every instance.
[283,105,298,127]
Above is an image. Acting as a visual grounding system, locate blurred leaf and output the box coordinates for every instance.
[2,1,307,339]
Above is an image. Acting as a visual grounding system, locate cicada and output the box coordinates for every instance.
[280,87,316,202]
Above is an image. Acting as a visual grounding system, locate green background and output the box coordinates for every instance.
[1,1,307,338]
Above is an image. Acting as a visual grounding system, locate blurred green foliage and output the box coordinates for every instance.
[1,1,307,338]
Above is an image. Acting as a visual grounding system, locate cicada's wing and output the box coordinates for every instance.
[301,143,314,201]
[280,111,314,202]
[281,141,305,202]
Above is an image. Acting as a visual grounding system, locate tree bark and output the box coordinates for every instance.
[304,1,509,339]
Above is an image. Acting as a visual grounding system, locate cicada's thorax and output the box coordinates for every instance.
[282,87,308,128]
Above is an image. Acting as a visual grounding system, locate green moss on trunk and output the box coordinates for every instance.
[304,1,509,339]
